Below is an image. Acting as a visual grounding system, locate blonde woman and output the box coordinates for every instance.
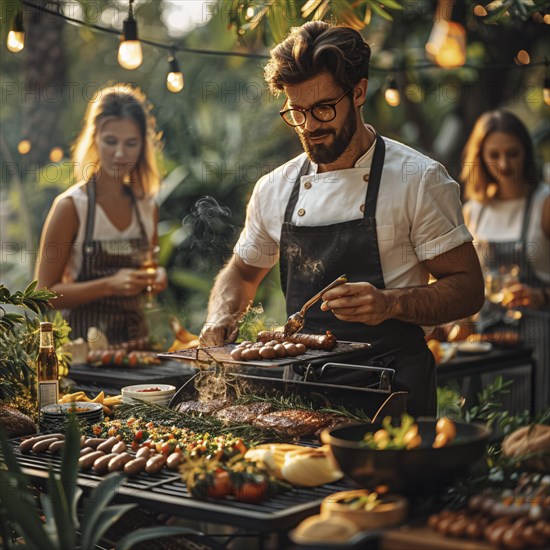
[461,110,550,411]
[36,84,167,345]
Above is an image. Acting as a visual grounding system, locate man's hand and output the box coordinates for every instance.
[320,282,396,325]
[199,314,239,347]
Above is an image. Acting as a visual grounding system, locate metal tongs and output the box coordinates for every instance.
[282,274,348,337]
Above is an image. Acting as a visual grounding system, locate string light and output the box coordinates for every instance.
[384,75,401,107]
[18,140,31,155]
[49,147,64,163]
[426,0,467,68]
[7,11,25,53]
[166,52,184,93]
[514,49,530,65]
[118,0,142,70]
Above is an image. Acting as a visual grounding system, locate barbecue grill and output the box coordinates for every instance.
[163,342,407,420]
[9,439,355,533]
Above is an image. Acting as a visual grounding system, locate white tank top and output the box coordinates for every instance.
[60,184,156,281]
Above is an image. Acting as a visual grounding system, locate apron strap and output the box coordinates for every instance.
[363,134,386,218]
[283,157,311,223]
[84,176,148,244]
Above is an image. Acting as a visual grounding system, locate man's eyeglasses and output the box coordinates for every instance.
[280,88,353,127]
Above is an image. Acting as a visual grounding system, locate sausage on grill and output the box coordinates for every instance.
[257,331,337,351]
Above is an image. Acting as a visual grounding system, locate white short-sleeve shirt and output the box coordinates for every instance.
[234,127,473,289]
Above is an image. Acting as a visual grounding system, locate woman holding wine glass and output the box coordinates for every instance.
[36,84,167,345]
[461,110,550,410]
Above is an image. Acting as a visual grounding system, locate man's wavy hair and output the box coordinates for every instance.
[264,21,371,95]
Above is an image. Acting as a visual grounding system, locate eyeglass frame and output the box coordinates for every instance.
[279,87,354,127]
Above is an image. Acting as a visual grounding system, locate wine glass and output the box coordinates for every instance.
[484,264,522,323]
[139,245,160,309]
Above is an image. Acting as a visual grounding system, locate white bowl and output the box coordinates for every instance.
[122,395,171,406]
[121,384,175,397]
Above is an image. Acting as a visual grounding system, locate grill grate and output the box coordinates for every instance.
[9,439,353,532]
[158,341,372,369]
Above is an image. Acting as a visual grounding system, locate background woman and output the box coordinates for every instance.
[36,84,166,346]
[461,110,550,411]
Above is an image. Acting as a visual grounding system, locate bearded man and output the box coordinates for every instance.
[200,22,484,417]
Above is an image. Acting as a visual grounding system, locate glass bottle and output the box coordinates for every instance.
[37,322,59,421]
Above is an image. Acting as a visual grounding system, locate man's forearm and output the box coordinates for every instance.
[387,272,484,326]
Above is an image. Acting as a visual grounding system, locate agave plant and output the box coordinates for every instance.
[0,418,197,549]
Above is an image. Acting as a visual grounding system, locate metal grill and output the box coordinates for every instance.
[158,341,372,369]
[10,440,353,532]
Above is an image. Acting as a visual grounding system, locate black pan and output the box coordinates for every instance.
[321,420,490,495]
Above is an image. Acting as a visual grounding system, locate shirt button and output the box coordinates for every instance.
[304,181,312,189]
[297,208,306,217]
[363,174,369,182]
[360,204,365,213]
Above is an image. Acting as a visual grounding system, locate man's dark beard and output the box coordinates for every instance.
[298,105,357,165]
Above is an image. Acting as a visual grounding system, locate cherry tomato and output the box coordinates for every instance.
[234,480,268,503]
[207,471,233,499]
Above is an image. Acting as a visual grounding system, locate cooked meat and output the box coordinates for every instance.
[257,330,337,350]
[0,404,37,438]
[176,398,231,415]
[253,409,336,437]
[214,402,273,424]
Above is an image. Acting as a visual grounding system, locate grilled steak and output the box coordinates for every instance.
[253,409,336,437]
[176,398,231,415]
[214,402,273,424]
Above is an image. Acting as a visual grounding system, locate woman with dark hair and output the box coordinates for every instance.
[36,84,167,345]
[461,110,550,410]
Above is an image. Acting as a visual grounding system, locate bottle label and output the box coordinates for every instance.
[38,381,59,410]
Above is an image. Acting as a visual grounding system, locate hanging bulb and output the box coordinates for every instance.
[49,147,64,163]
[426,0,467,68]
[544,76,550,107]
[7,11,25,53]
[18,140,31,155]
[166,54,184,93]
[384,75,400,107]
[118,0,142,70]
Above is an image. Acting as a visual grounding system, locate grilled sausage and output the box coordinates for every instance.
[124,456,147,476]
[48,440,65,454]
[111,441,127,454]
[92,453,118,474]
[145,454,166,475]
[20,434,64,453]
[166,452,183,471]
[257,330,337,350]
[80,447,94,457]
[32,437,62,453]
[96,436,119,453]
[84,437,106,449]
[135,446,152,459]
[108,452,133,472]
[79,450,105,470]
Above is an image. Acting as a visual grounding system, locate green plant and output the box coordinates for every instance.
[0,283,70,417]
[0,418,196,549]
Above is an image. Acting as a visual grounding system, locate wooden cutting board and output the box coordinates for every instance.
[380,526,494,550]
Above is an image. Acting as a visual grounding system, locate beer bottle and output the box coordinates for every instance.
[37,322,59,419]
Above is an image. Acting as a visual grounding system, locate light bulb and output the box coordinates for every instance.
[167,72,184,93]
[385,88,401,107]
[7,31,25,53]
[166,54,184,93]
[426,20,466,68]
[118,40,142,70]
[18,140,31,155]
[49,147,64,163]
[544,78,550,107]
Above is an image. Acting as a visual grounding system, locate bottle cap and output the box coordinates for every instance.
[40,322,53,331]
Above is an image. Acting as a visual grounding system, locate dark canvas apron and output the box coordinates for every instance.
[65,177,149,345]
[476,192,550,411]
[279,135,436,417]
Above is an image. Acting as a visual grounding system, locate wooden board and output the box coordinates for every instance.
[380,526,494,550]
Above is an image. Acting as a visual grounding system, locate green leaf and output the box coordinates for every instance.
[117,526,202,550]
[80,473,129,548]
[24,281,38,294]
[60,418,81,508]
[367,1,393,21]
[83,505,138,546]
[45,464,75,550]
[373,0,403,10]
